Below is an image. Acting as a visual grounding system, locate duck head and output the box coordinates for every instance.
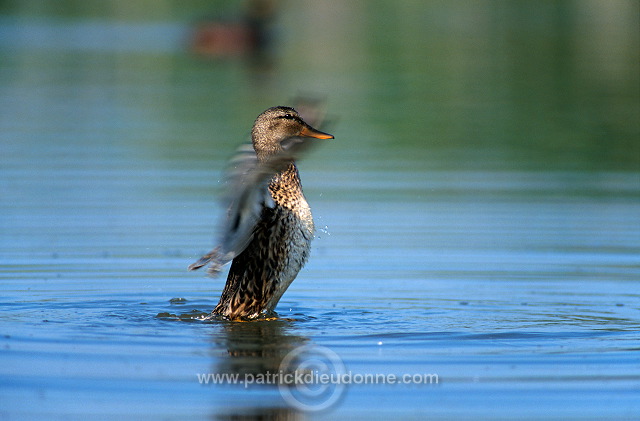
[251,106,333,161]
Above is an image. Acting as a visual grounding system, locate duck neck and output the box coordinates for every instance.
[270,161,298,183]
[269,163,303,207]
[251,128,283,163]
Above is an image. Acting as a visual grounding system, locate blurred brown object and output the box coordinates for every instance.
[191,0,277,58]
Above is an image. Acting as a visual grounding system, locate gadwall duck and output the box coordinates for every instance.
[189,106,333,320]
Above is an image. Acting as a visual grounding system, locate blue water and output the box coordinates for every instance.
[1,3,639,420]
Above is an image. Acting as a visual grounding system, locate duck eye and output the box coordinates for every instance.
[276,113,297,121]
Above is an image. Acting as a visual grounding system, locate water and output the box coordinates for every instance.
[1,2,639,420]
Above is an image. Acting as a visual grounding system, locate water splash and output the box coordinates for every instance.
[316,225,330,239]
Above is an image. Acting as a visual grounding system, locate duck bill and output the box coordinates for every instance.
[299,125,334,139]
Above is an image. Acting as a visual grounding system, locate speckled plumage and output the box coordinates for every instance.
[189,106,333,320]
[213,163,315,319]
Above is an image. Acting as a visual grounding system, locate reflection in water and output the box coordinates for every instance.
[213,319,308,420]
[215,407,301,421]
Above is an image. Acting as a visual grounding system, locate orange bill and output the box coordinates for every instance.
[299,125,334,139]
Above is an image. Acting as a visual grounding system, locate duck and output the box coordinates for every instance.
[188,106,334,320]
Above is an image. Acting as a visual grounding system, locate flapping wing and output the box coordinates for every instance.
[187,142,264,275]
[187,135,320,276]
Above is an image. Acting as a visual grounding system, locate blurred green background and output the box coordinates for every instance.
[1,0,638,173]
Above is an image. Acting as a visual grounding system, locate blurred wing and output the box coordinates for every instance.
[291,95,329,129]
[187,143,265,275]
[188,136,317,276]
